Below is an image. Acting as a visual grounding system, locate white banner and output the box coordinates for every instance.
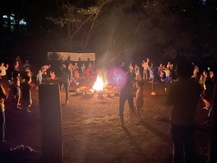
[47,52,95,61]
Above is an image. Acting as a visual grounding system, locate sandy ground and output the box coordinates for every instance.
[2,80,210,163]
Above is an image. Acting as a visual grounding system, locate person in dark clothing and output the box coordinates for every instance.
[119,66,136,126]
[21,76,32,113]
[60,64,70,104]
[167,58,202,163]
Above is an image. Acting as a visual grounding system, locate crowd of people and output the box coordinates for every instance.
[0,55,216,162]
[0,56,216,113]
[117,57,215,163]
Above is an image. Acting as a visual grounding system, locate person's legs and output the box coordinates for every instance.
[144,70,148,80]
[183,126,195,163]
[136,97,144,119]
[14,87,22,109]
[127,95,135,114]
[171,124,185,163]
[64,82,69,103]
[26,97,33,112]
[119,95,126,125]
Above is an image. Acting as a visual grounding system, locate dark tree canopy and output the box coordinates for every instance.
[1,0,217,67]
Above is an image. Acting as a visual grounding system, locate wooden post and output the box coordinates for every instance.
[39,84,62,163]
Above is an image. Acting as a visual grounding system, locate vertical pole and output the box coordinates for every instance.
[39,84,62,163]
[209,84,217,163]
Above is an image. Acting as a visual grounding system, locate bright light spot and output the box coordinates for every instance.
[92,76,104,91]
[3,15,8,18]
[19,19,27,25]
[201,0,207,5]
[10,16,14,21]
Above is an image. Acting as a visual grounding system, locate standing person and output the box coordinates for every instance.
[148,63,155,81]
[60,63,70,104]
[41,64,51,82]
[21,76,32,113]
[119,66,136,126]
[13,59,21,73]
[12,71,22,109]
[167,58,202,163]
[134,64,140,81]
[50,70,56,81]
[141,58,150,80]
[36,69,43,85]
[22,60,31,73]
[163,67,171,83]
[73,62,80,82]
[135,75,144,120]
[0,63,9,87]
[68,63,79,86]
[0,84,7,143]
[80,63,86,80]
[191,62,199,80]
[129,63,134,73]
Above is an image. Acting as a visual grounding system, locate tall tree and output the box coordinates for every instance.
[46,0,217,64]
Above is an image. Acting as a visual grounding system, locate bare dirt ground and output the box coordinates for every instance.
[2,80,210,163]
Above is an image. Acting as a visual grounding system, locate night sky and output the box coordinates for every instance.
[1,0,217,69]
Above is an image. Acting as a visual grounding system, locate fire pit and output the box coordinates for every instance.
[74,75,120,98]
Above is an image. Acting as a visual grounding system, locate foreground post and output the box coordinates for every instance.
[39,84,62,163]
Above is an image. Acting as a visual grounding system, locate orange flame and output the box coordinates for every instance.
[92,76,104,91]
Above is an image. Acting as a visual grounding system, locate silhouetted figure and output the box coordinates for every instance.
[60,64,70,104]
[119,67,135,125]
[21,76,32,113]
[167,58,202,163]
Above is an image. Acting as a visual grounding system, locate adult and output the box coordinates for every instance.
[13,60,21,73]
[21,76,32,113]
[192,62,200,80]
[22,60,31,72]
[141,58,150,80]
[80,63,86,80]
[0,63,9,86]
[167,58,202,163]
[201,70,215,110]
[41,64,51,82]
[206,70,216,120]
[73,62,79,81]
[134,64,140,81]
[14,56,22,73]
[119,66,136,125]
[60,63,70,104]
[68,63,79,86]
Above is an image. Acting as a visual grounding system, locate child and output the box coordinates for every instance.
[21,76,32,113]
[0,84,7,142]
